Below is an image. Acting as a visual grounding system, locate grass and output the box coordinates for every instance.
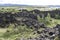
[0,28,7,36]
[0,25,36,40]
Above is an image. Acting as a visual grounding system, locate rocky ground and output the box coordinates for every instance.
[0,8,60,40]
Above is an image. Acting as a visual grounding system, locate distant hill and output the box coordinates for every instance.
[0,4,28,7]
[0,4,60,8]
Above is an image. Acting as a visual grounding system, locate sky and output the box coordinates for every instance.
[0,0,60,5]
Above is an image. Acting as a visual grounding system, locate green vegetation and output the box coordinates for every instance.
[0,7,60,40]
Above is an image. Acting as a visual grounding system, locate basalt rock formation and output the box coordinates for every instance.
[0,9,60,40]
[18,24,60,40]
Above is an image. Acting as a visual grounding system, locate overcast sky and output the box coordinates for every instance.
[0,0,60,5]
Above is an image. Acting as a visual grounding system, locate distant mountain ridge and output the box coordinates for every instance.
[0,4,60,7]
[0,4,28,6]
